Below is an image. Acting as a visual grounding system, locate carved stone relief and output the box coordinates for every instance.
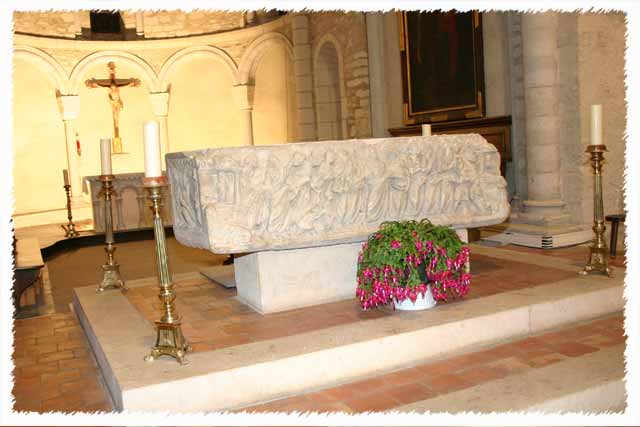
[166,134,510,253]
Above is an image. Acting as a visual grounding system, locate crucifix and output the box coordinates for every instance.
[85,62,140,154]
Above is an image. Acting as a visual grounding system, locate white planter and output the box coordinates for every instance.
[395,285,437,311]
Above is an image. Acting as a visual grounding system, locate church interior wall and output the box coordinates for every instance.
[576,12,627,226]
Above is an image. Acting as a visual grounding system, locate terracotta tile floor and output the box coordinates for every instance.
[241,313,626,413]
[12,312,114,413]
[11,244,626,413]
[125,251,579,353]
[503,243,627,268]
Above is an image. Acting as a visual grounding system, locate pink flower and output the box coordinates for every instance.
[391,240,401,249]
[415,241,423,251]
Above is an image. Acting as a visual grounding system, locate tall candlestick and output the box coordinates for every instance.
[144,121,162,178]
[100,138,112,175]
[62,169,70,186]
[590,104,603,146]
[421,124,432,136]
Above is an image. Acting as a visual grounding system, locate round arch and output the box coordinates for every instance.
[13,45,70,93]
[69,50,159,94]
[158,45,239,90]
[237,32,294,85]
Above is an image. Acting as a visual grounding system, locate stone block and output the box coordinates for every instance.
[234,242,361,313]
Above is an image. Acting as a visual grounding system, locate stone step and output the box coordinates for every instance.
[73,268,623,412]
[397,345,625,413]
[241,314,626,413]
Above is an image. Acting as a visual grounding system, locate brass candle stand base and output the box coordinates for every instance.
[143,176,190,365]
[99,243,126,292]
[97,175,127,292]
[62,184,79,238]
[144,320,190,365]
[580,145,612,277]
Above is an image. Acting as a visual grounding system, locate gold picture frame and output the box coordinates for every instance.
[399,11,485,124]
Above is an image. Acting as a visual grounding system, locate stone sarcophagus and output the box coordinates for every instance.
[166,134,509,313]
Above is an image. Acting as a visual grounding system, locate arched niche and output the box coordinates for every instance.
[313,39,346,141]
[75,61,155,177]
[13,57,68,214]
[252,42,297,145]
[165,54,243,151]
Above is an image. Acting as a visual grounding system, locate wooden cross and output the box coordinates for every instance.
[85,62,140,154]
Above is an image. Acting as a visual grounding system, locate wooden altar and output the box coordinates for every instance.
[389,115,512,177]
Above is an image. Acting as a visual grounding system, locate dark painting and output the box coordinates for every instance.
[400,11,485,124]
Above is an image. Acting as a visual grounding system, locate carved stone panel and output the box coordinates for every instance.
[85,173,173,233]
[166,134,510,253]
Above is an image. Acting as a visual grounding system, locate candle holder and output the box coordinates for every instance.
[98,175,127,292]
[143,176,190,365]
[580,145,612,277]
[61,184,79,238]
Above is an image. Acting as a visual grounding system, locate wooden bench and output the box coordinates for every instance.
[605,214,626,258]
[13,237,44,314]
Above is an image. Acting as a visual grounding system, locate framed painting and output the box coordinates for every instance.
[399,11,485,124]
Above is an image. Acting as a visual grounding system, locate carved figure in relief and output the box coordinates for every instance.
[172,160,201,228]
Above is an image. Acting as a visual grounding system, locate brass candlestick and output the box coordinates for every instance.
[61,184,79,238]
[143,176,190,365]
[98,175,127,292]
[580,145,612,277]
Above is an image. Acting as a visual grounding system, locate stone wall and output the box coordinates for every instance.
[14,11,80,39]
[310,12,372,139]
[141,11,244,38]
[13,10,246,39]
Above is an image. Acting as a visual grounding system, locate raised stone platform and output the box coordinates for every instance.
[72,245,624,412]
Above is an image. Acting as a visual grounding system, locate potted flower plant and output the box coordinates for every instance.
[355,219,471,310]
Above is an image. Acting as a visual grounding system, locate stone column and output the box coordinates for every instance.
[135,12,144,38]
[291,13,317,141]
[149,92,170,165]
[231,84,255,146]
[519,13,569,225]
[59,95,82,200]
[365,13,387,138]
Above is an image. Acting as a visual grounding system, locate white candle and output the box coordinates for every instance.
[590,104,603,146]
[421,124,432,136]
[100,138,112,175]
[143,121,162,178]
[62,169,69,186]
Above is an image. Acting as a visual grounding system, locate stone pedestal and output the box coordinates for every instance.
[234,242,361,313]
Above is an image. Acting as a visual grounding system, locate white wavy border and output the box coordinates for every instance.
[0,1,638,426]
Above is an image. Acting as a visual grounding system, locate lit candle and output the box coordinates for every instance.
[143,121,162,178]
[62,169,69,186]
[590,104,603,146]
[421,124,432,136]
[100,138,112,175]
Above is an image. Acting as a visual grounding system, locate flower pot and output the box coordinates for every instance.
[395,285,437,311]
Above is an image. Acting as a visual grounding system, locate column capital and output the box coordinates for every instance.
[58,94,80,121]
[149,91,170,117]
[231,84,255,111]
